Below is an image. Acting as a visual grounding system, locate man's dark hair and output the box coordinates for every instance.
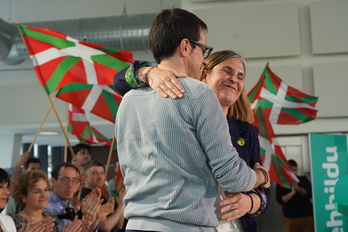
[73,143,91,154]
[51,162,80,180]
[84,160,105,174]
[24,158,41,170]
[288,159,298,167]
[148,8,208,64]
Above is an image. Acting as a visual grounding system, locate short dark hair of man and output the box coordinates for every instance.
[148,8,208,64]
[73,143,92,154]
[51,162,80,180]
[84,160,105,174]
[288,159,298,167]
[24,158,41,170]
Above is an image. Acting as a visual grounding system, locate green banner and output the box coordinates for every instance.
[309,133,348,232]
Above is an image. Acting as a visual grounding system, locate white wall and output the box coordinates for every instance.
[182,0,348,135]
[1,0,347,140]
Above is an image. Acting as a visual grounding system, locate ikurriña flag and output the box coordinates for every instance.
[57,83,122,123]
[17,23,133,94]
[252,107,298,188]
[248,64,318,125]
[68,104,116,149]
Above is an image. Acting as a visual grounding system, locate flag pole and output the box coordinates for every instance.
[27,98,56,152]
[105,135,115,175]
[64,102,69,161]
[46,95,76,157]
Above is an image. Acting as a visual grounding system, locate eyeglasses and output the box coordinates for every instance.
[58,177,80,185]
[189,40,213,59]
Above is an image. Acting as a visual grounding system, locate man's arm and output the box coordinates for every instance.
[275,183,296,205]
[292,182,307,197]
[282,183,297,203]
[193,87,259,192]
[97,188,126,232]
[12,151,29,181]
[11,151,30,192]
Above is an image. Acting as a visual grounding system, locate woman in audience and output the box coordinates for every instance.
[12,170,85,232]
[0,168,55,232]
[0,167,16,232]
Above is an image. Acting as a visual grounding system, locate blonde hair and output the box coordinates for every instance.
[202,50,254,123]
[12,170,50,207]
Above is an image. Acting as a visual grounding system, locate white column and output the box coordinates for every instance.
[0,134,22,168]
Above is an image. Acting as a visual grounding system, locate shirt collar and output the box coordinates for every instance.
[50,191,72,208]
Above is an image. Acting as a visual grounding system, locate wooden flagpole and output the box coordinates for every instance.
[46,95,76,157]
[105,135,116,175]
[64,102,70,161]
[27,98,56,152]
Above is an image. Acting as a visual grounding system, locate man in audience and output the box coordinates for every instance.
[276,159,314,232]
[12,151,41,182]
[71,143,92,187]
[45,162,99,231]
[82,160,126,232]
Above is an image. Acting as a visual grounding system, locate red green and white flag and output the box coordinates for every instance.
[252,107,298,188]
[57,83,122,123]
[17,23,133,94]
[114,162,123,196]
[68,104,116,148]
[248,64,318,125]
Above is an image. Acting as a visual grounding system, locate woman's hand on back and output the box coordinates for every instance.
[146,67,186,99]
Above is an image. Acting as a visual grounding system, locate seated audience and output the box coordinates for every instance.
[45,162,112,232]
[1,168,54,232]
[12,170,87,232]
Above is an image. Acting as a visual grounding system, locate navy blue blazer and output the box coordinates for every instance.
[227,117,271,232]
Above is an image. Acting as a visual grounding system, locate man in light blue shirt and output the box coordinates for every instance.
[115,8,269,232]
[45,162,100,232]
[45,162,82,230]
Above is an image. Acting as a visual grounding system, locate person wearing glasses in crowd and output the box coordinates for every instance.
[115,8,270,232]
[0,168,56,232]
[114,50,272,232]
[11,170,86,232]
[45,163,105,232]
